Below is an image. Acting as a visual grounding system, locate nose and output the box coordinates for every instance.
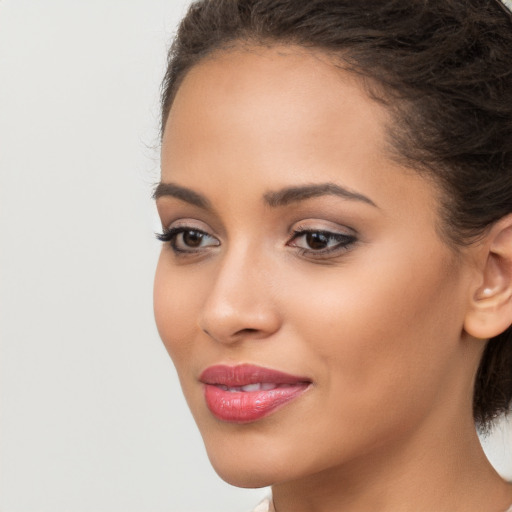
[198,246,281,344]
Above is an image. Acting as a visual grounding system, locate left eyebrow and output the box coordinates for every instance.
[263,183,378,208]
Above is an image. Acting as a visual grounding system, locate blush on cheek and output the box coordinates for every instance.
[154,263,193,360]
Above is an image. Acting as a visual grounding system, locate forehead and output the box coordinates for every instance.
[162,45,391,170]
[160,45,440,230]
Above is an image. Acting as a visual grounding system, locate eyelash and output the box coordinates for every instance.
[286,228,357,257]
[156,227,220,255]
[156,226,357,258]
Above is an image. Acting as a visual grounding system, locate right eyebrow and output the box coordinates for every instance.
[152,182,212,210]
[263,182,378,208]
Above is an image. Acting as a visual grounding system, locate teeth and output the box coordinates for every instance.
[241,383,262,392]
[216,383,279,392]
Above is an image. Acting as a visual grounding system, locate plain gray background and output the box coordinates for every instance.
[0,1,510,511]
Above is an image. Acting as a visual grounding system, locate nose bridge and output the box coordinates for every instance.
[199,239,280,343]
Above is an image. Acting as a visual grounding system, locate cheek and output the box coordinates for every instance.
[283,243,465,416]
[153,253,202,365]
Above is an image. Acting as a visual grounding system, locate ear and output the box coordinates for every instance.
[464,214,512,340]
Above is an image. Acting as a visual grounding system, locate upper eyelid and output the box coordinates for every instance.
[291,229,356,239]
[164,225,220,242]
[290,221,358,237]
[164,218,215,232]
[292,226,354,234]
[160,217,358,241]
[157,208,225,233]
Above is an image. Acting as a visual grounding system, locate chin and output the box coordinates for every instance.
[203,442,276,488]
[200,430,289,488]
[212,466,274,489]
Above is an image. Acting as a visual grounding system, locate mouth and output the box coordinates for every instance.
[199,364,312,423]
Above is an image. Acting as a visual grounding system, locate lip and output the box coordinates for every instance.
[199,364,311,423]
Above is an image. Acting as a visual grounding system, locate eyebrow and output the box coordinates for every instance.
[263,183,378,208]
[153,182,212,210]
[153,181,377,210]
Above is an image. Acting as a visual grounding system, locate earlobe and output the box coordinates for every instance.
[464,215,512,340]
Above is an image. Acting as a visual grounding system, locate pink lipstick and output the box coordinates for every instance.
[200,364,311,423]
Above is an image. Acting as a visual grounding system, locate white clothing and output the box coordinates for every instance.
[251,498,512,512]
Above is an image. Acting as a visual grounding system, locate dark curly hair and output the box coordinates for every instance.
[160,0,512,428]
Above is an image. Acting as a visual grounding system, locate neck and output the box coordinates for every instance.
[271,413,512,512]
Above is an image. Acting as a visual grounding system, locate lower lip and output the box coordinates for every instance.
[204,383,310,423]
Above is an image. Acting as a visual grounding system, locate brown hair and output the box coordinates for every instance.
[160,0,512,428]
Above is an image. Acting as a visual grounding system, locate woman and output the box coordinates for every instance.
[153,1,512,510]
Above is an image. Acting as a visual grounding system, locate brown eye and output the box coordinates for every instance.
[288,229,357,256]
[305,232,329,250]
[173,229,219,252]
[156,226,220,253]
[182,230,204,248]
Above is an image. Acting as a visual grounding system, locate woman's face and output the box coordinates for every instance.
[154,46,479,487]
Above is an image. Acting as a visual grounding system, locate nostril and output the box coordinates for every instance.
[202,326,258,337]
[201,326,262,343]
[235,328,259,336]
[199,297,281,343]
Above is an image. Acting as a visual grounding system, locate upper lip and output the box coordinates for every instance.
[199,364,311,387]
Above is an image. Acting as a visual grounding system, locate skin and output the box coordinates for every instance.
[154,46,512,512]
